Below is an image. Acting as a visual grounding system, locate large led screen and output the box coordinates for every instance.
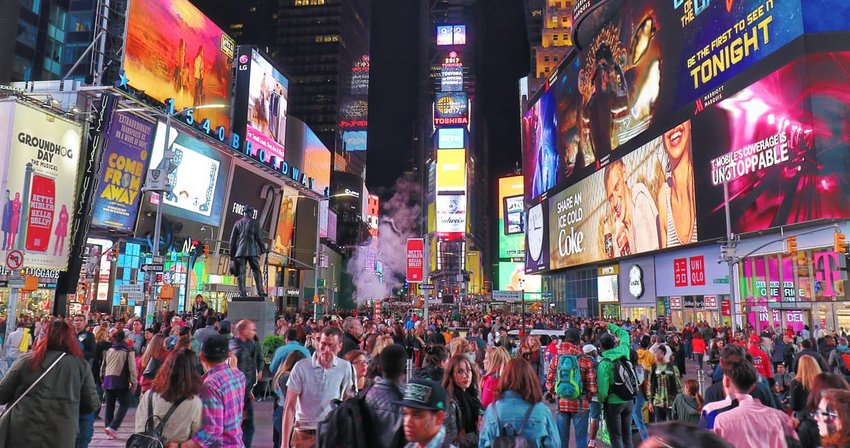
[693,50,850,236]
[283,118,332,196]
[435,92,469,126]
[149,122,230,227]
[524,0,807,202]
[436,193,466,237]
[0,102,83,270]
[548,120,697,270]
[498,176,525,259]
[498,261,542,293]
[123,0,235,129]
[246,48,288,161]
[525,198,549,274]
[92,111,155,232]
[269,184,299,265]
[435,149,466,193]
[437,128,464,149]
[220,165,283,250]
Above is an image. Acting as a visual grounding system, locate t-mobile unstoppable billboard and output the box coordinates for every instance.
[524,0,808,203]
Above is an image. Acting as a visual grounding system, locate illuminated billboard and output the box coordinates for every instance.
[436,25,467,46]
[284,118,332,196]
[123,0,235,129]
[92,111,155,232]
[436,193,466,237]
[498,176,525,259]
[434,92,469,126]
[0,101,83,270]
[498,261,541,293]
[437,128,464,149]
[149,122,231,227]
[440,51,464,92]
[435,149,466,193]
[220,165,283,250]
[269,184,299,265]
[548,121,697,270]
[342,130,367,152]
[523,0,807,202]
[525,198,549,274]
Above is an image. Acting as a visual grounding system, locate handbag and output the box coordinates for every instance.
[0,352,67,442]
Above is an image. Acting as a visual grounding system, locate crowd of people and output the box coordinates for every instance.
[2,299,850,448]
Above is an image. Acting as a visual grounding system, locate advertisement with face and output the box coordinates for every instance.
[269,184,299,265]
[0,102,82,270]
[92,112,155,232]
[436,193,466,238]
[246,48,288,160]
[525,0,806,202]
[149,122,230,227]
[123,0,235,129]
[498,176,525,259]
[693,51,850,236]
[548,120,697,270]
[522,88,558,200]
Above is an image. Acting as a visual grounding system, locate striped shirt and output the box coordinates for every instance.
[194,363,247,448]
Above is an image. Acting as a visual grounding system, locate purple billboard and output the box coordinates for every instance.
[92,112,155,232]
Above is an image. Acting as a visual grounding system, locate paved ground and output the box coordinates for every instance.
[89,358,708,448]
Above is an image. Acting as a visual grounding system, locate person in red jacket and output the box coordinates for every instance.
[748,334,773,379]
[691,332,707,370]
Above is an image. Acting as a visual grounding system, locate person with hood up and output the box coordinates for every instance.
[827,337,850,377]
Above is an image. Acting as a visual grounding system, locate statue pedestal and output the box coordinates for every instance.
[231,296,265,302]
[227,299,276,339]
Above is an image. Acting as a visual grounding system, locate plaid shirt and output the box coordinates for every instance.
[194,363,247,448]
[546,342,597,413]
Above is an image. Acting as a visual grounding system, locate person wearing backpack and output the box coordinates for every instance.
[647,344,682,422]
[132,349,203,446]
[595,321,636,448]
[480,358,560,448]
[545,328,596,448]
[365,344,409,448]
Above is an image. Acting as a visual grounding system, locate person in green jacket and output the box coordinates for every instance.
[595,321,635,448]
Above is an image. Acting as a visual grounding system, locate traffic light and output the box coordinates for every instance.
[786,236,798,254]
[203,244,210,257]
[835,232,848,253]
[111,245,120,260]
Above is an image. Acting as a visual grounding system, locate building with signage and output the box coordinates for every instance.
[523,0,575,97]
[523,0,850,331]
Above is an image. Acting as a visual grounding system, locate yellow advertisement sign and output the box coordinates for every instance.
[435,149,466,192]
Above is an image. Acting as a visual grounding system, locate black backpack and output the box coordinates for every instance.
[317,388,374,448]
[608,357,639,401]
[125,394,185,448]
[492,403,539,448]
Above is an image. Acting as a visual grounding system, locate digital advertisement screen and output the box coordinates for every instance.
[220,165,283,250]
[123,0,235,129]
[435,149,466,193]
[436,25,467,46]
[327,210,338,244]
[693,50,850,236]
[598,275,619,303]
[437,128,464,149]
[525,198,549,274]
[498,176,525,259]
[342,130,367,152]
[0,101,83,270]
[548,120,697,270]
[436,193,466,237]
[269,184,299,265]
[498,261,542,293]
[246,48,288,162]
[149,122,230,227]
[523,0,808,202]
[434,92,469,126]
[92,111,155,232]
[283,118,332,196]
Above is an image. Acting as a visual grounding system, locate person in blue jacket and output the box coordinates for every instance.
[479,357,560,448]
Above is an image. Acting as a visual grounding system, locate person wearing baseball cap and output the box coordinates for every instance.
[747,333,773,379]
[395,379,456,448]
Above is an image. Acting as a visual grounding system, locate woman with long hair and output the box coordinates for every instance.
[367,335,395,379]
[480,346,511,409]
[791,355,823,419]
[672,378,703,425]
[0,319,99,447]
[134,349,202,444]
[443,354,483,448]
[139,333,167,393]
[816,388,850,448]
[100,329,138,439]
[798,373,850,448]
[520,336,544,389]
[344,350,372,392]
[479,358,559,448]
[691,332,707,370]
[273,350,307,448]
[415,345,450,382]
[92,326,112,406]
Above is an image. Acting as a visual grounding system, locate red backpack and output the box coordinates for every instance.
[841,352,850,370]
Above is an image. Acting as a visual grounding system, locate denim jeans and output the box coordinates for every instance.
[242,394,255,448]
[76,411,94,448]
[684,340,692,358]
[631,394,649,440]
[273,404,283,448]
[104,388,130,430]
[604,400,634,448]
[557,410,589,448]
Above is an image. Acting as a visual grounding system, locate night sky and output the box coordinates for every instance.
[366,1,530,193]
